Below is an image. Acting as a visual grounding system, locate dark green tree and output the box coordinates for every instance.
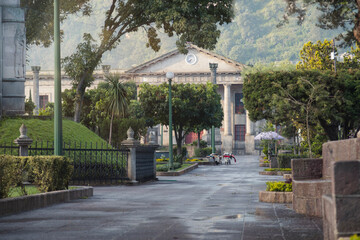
[139,82,223,157]
[280,0,360,46]
[62,0,234,122]
[21,0,91,47]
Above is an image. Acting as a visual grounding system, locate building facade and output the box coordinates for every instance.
[25,44,264,154]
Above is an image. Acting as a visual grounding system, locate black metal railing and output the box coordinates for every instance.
[0,141,129,185]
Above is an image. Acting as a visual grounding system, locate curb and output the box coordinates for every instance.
[0,186,93,217]
[156,163,198,176]
[259,191,293,203]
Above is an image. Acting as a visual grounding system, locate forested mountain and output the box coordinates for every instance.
[26,0,340,71]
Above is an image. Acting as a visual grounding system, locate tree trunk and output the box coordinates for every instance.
[318,118,339,141]
[109,111,114,145]
[306,109,312,158]
[73,74,87,123]
[197,131,201,148]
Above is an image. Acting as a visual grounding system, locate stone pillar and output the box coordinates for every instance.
[246,110,251,136]
[102,65,111,75]
[14,124,33,156]
[1,2,26,116]
[245,110,256,154]
[121,127,139,183]
[31,66,40,115]
[223,84,233,153]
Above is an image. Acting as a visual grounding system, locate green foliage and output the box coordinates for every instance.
[266,181,292,192]
[281,0,360,46]
[263,160,269,164]
[349,234,360,240]
[277,154,308,168]
[156,162,182,172]
[139,82,223,156]
[194,147,212,157]
[29,156,73,192]
[21,0,91,47]
[296,40,334,70]
[191,140,207,148]
[0,155,73,198]
[25,99,35,115]
[8,185,41,198]
[264,168,292,172]
[173,146,188,160]
[38,102,54,116]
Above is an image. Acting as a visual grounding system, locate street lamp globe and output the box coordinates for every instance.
[166,72,174,79]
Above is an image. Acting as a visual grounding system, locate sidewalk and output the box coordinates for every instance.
[0,155,322,240]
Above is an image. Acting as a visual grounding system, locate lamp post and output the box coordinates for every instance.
[54,0,62,155]
[166,72,174,170]
[209,63,218,154]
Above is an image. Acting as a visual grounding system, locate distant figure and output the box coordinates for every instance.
[223,153,236,164]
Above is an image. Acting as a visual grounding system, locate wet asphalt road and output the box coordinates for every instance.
[0,155,322,240]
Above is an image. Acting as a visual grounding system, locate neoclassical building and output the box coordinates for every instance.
[25,44,264,154]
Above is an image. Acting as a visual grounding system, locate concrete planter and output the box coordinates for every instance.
[259,191,293,203]
[259,171,292,176]
[259,163,269,167]
[156,163,198,176]
[0,186,93,217]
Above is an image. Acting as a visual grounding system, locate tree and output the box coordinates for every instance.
[139,82,223,157]
[104,75,128,145]
[21,0,91,47]
[296,39,335,70]
[280,0,360,46]
[62,0,234,122]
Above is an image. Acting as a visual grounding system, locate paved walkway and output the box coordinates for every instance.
[0,155,322,240]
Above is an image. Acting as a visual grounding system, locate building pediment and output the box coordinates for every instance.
[126,44,245,74]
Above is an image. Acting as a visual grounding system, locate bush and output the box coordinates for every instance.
[25,99,35,115]
[194,147,212,157]
[277,154,308,168]
[156,162,182,172]
[350,234,360,240]
[173,146,187,159]
[266,181,292,192]
[191,140,207,148]
[264,168,292,172]
[263,160,269,164]
[0,155,73,198]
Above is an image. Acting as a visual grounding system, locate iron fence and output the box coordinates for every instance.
[0,141,129,185]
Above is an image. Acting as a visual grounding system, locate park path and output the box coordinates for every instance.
[0,155,322,240]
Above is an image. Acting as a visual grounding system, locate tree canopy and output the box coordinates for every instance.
[280,0,360,46]
[21,0,91,47]
[139,82,223,156]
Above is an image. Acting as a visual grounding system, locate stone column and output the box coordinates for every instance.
[245,110,255,154]
[14,124,33,156]
[223,84,233,153]
[31,66,40,115]
[1,2,26,115]
[121,127,139,183]
[246,110,251,136]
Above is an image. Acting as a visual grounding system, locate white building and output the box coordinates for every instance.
[25,44,264,154]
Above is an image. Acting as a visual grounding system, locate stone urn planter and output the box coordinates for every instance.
[259,191,293,203]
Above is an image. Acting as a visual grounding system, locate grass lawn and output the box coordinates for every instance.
[8,185,79,198]
[0,118,108,147]
[174,163,193,171]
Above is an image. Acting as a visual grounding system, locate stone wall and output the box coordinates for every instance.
[0,1,25,116]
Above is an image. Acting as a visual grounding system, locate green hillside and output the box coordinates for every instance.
[27,0,342,70]
[0,118,108,147]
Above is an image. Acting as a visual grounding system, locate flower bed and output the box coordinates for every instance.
[259,181,293,203]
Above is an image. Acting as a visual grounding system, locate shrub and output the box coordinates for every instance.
[0,155,73,198]
[185,158,202,162]
[25,99,35,115]
[264,168,292,172]
[263,160,269,163]
[194,147,212,157]
[173,146,187,159]
[191,140,207,148]
[266,181,292,192]
[156,162,182,172]
[29,156,73,192]
[277,154,308,168]
[350,234,360,240]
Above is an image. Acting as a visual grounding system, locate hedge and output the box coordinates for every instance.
[0,155,73,198]
[194,147,212,157]
[277,154,308,168]
[266,181,292,192]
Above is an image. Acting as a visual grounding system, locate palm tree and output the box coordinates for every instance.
[105,74,128,145]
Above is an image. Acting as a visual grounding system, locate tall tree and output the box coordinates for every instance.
[62,0,234,122]
[21,0,91,47]
[139,82,223,157]
[280,0,360,46]
[104,75,128,145]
